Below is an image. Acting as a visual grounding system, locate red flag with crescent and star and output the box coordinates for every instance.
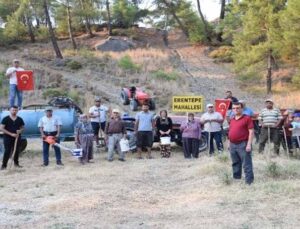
[215,99,231,119]
[16,71,34,91]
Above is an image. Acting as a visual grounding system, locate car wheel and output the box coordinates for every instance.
[121,90,130,105]
[130,99,138,111]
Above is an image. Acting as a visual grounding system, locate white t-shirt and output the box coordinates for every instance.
[6,67,24,85]
[200,112,223,132]
[89,105,109,123]
[38,116,62,132]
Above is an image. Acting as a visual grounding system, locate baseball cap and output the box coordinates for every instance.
[45,106,53,111]
[95,97,101,102]
[206,104,214,108]
[13,59,20,63]
[112,109,120,113]
[265,99,274,103]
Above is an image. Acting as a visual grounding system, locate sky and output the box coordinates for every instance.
[142,0,221,21]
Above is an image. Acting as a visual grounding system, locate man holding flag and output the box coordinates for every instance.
[6,59,24,108]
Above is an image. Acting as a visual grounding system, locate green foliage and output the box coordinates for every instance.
[118,55,140,71]
[112,0,138,27]
[67,60,82,70]
[152,69,178,81]
[68,89,80,103]
[216,153,229,163]
[42,88,67,99]
[291,73,300,88]
[3,15,27,42]
[209,46,233,63]
[219,170,232,185]
[35,26,49,42]
[266,162,281,178]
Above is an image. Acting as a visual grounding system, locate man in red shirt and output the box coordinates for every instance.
[228,102,254,185]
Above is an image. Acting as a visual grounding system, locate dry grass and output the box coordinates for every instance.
[1,141,300,228]
[272,90,300,109]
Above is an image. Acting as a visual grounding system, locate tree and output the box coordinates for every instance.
[43,0,63,59]
[196,0,211,42]
[216,0,226,42]
[232,0,286,94]
[106,0,112,35]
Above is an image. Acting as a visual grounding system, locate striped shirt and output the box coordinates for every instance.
[258,108,282,127]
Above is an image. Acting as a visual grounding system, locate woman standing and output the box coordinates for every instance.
[156,110,173,158]
[180,113,201,159]
[75,114,94,164]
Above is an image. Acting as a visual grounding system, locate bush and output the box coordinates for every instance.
[35,26,49,42]
[266,162,281,178]
[291,72,300,88]
[68,89,80,104]
[42,88,67,99]
[67,60,82,70]
[209,46,233,63]
[216,153,229,163]
[152,70,178,81]
[219,170,232,185]
[118,55,140,72]
[3,16,27,42]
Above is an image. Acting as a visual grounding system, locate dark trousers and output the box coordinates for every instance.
[258,127,280,154]
[292,136,300,149]
[2,136,21,167]
[43,132,62,165]
[182,137,199,158]
[230,141,254,184]
[204,131,223,154]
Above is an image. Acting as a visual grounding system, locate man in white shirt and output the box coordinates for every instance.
[89,97,109,147]
[6,59,24,108]
[38,107,63,166]
[200,104,224,155]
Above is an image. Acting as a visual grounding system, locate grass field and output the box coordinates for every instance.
[1,141,300,229]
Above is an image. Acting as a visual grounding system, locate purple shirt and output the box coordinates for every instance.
[180,120,201,139]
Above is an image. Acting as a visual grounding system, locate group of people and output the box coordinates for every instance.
[2,59,300,186]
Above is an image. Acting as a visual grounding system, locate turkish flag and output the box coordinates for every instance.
[215,99,231,119]
[16,71,34,91]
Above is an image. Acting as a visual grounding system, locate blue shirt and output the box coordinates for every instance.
[135,111,154,131]
[228,107,254,118]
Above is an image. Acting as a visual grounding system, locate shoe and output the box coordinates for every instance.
[118,158,126,162]
[1,165,6,170]
[56,161,64,166]
[146,155,154,159]
[14,164,23,168]
[107,158,113,162]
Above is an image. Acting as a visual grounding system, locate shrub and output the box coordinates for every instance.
[152,70,178,81]
[216,153,229,163]
[291,72,300,88]
[219,170,232,185]
[67,60,82,70]
[209,46,233,63]
[68,89,80,104]
[266,162,281,178]
[118,55,140,72]
[35,26,49,42]
[3,16,27,42]
[42,88,67,99]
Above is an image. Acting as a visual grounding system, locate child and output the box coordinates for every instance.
[289,113,300,150]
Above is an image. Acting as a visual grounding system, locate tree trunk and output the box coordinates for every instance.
[26,15,35,43]
[106,0,112,36]
[196,0,211,42]
[79,0,93,37]
[66,0,77,49]
[216,0,226,42]
[161,0,189,38]
[266,49,273,94]
[43,0,63,59]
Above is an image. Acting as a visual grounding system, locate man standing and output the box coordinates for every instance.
[228,102,254,185]
[200,104,224,155]
[105,109,127,162]
[6,59,24,108]
[1,106,25,170]
[225,90,238,110]
[135,103,155,159]
[258,99,283,155]
[38,107,63,166]
[89,97,109,147]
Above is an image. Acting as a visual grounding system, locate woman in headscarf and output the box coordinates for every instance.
[156,110,173,158]
[75,114,94,164]
[180,113,201,159]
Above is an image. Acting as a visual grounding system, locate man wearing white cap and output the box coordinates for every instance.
[200,104,224,155]
[258,99,283,155]
[5,59,24,108]
[105,109,127,162]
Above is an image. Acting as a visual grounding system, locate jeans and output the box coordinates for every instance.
[230,141,254,184]
[107,133,125,160]
[204,131,223,154]
[42,132,62,165]
[9,84,23,108]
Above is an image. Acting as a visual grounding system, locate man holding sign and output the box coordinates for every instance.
[6,59,24,108]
